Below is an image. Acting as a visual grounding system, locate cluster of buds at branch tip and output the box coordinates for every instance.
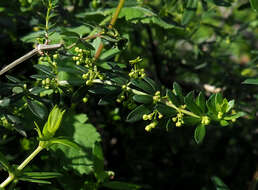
[172,111,184,127]
[143,111,163,121]
[201,116,210,125]
[129,56,142,65]
[145,120,158,132]
[72,47,92,67]
[217,112,223,119]
[153,91,161,103]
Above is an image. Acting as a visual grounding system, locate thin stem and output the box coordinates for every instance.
[45,1,52,34]
[17,145,43,171]
[166,101,200,118]
[108,0,125,28]
[94,0,125,60]
[0,145,44,188]
[91,79,200,119]
[0,173,15,189]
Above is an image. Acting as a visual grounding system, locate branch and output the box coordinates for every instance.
[94,0,125,60]
[0,43,62,76]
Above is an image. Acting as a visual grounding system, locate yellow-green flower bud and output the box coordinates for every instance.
[82,74,88,79]
[86,80,92,86]
[142,114,148,120]
[82,97,88,103]
[45,78,50,84]
[172,117,177,122]
[75,47,80,53]
[52,61,57,67]
[201,116,210,125]
[176,122,182,127]
[145,124,152,132]
[217,112,223,119]
[42,106,65,138]
[158,113,163,119]
[53,54,58,59]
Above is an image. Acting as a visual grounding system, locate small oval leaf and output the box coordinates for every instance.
[194,124,206,144]
[156,103,177,117]
[133,95,153,104]
[126,105,151,123]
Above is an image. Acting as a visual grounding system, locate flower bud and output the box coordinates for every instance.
[42,106,65,138]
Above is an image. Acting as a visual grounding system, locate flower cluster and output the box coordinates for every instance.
[172,112,184,127]
[143,110,163,132]
[128,57,146,79]
[72,47,104,86]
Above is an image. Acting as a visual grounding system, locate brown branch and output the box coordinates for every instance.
[94,0,125,60]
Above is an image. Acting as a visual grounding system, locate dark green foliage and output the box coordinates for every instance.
[0,0,258,189]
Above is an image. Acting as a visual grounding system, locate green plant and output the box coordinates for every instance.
[1,0,258,189]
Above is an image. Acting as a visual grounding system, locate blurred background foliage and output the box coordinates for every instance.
[1,0,258,189]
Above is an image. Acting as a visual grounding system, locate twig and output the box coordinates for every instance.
[94,0,125,60]
[0,43,62,76]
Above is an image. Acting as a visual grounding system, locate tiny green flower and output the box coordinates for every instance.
[201,116,210,125]
[217,112,223,119]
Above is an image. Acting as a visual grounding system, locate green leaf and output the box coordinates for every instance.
[206,94,216,114]
[0,98,10,107]
[143,77,157,92]
[224,112,245,120]
[19,178,51,184]
[156,103,177,117]
[167,89,180,106]
[196,92,206,113]
[215,93,223,112]
[33,64,54,77]
[27,99,48,119]
[12,86,24,94]
[60,30,80,38]
[126,105,151,122]
[133,95,153,104]
[207,0,231,7]
[194,124,206,144]
[92,142,105,180]
[50,113,102,175]
[182,0,198,25]
[173,82,184,103]
[102,181,141,190]
[22,172,62,179]
[185,91,202,115]
[183,116,201,126]
[250,0,258,12]
[100,47,120,61]
[226,100,235,113]
[242,78,258,84]
[6,75,21,83]
[63,25,91,37]
[48,137,80,150]
[21,31,45,43]
[220,120,229,126]
[211,176,231,190]
[89,85,120,95]
[117,6,178,30]
[131,79,156,95]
